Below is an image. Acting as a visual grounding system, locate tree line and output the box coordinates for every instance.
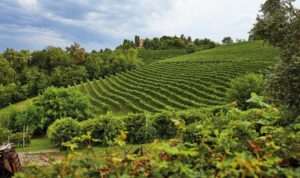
[0,43,142,108]
[117,35,219,53]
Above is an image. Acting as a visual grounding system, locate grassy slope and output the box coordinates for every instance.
[75,41,280,114]
[138,49,187,64]
[160,41,278,63]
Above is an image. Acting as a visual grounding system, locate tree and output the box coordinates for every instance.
[0,83,18,108]
[3,49,30,72]
[21,67,49,96]
[0,59,16,85]
[44,46,73,70]
[134,35,140,47]
[250,0,299,57]
[34,87,92,127]
[66,42,86,65]
[251,0,300,116]
[222,37,233,44]
[85,53,104,79]
[51,66,88,87]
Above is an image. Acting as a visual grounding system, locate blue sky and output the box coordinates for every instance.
[0,0,299,51]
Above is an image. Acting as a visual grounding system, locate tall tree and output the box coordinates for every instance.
[251,0,300,117]
[0,58,16,85]
[66,42,86,65]
[134,35,140,47]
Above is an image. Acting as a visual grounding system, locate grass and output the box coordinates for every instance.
[16,137,57,153]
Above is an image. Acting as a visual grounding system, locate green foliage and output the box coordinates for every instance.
[0,59,16,85]
[267,57,300,116]
[34,87,92,127]
[51,65,88,86]
[80,118,104,143]
[226,73,265,109]
[222,36,233,44]
[98,115,126,144]
[0,44,142,109]
[0,128,11,144]
[151,111,177,139]
[251,0,300,116]
[47,118,81,146]
[142,35,217,50]
[138,49,187,64]
[10,132,31,147]
[16,101,300,177]
[8,106,44,135]
[124,113,156,144]
[186,42,197,53]
[3,48,30,72]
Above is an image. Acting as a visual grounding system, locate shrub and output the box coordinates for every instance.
[98,115,126,144]
[226,73,264,110]
[186,43,197,53]
[34,87,92,128]
[151,111,176,139]
[124,113,156,144]
[47,118,81,146]
[80,118,104,143]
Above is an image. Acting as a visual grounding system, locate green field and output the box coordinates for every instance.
[138,49,187,64]
[74,41,280,114]
[16,137,57,152]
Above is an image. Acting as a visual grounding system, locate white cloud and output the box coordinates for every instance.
[2,0,300,51]
[17,0,39,10]
[0,24,72,50]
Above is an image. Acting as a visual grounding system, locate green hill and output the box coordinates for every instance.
[138,49,187,64]
[74,41,280,114]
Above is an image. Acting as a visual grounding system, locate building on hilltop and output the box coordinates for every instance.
[139,39,145,48]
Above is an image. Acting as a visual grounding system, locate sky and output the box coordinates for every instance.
[0,0,299,51]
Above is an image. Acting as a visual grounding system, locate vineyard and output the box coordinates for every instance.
[138,49,187,64]
[75,41,280,114]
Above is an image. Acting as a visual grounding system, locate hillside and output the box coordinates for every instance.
[75,41,280,114]
[138,49,187,64]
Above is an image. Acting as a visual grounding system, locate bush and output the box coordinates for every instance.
[124,113,156,144]
[186,43,197,53]
[80,118,104,143]
[98,116,126,144]
[47,118,81,146]
[151,111,176,139]
[34,87,92,128]
[226,73,264,110]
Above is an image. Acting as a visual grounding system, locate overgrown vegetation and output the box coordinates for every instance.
[15,95,300,177]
